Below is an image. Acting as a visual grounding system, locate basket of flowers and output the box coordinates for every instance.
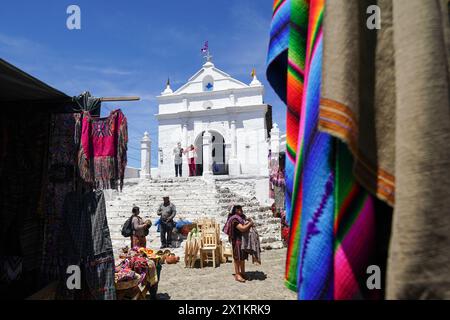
[115,269,140,291]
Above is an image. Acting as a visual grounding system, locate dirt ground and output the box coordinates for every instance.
[154,248,297,300]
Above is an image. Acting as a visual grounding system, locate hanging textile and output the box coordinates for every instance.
[267,0,380,299]
[75,109,128,191]
[267,0,449,299]
[0,109,49,278]
[41,113,79,282]
[319,0,450,299]
[58,190,116,300]
[266,0,309,293]
[241,227,262,265]
[266,0,321,294]
[290,0,334,298]
[267,0,298,227]
[73,91,101,113]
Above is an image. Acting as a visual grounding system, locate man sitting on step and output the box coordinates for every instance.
[157,194,176,249]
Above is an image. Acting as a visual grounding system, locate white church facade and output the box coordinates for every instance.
[154,57,273,179]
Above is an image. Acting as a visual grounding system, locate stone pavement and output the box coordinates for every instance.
[155,248,296,300]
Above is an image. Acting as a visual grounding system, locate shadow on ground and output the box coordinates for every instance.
[246,271,267,281]
[155,292,171,300]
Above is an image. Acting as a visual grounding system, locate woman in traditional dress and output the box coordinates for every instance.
[131,206,151,248]
[223,205,254,282]
[186,144,197,176]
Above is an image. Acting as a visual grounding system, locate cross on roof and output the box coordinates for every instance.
[205,82,213,90]
[203,50,213,62]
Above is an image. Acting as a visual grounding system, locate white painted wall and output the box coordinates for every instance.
[156,60,270,178]
[151,167,159,178]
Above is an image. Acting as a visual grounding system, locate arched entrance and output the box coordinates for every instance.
[194,131,228,176]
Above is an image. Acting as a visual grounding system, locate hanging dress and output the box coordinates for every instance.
[75,109,128,191]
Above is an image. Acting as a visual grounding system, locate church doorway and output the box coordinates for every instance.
[194,131,228,176]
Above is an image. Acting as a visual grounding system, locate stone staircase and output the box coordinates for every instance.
[105,177,283,255]
[214,181,283,249]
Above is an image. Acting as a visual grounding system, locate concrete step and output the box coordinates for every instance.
[106,178,281,253]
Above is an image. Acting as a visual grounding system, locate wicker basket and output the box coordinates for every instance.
[115,275,140,291]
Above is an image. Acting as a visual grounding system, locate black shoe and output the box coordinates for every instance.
[160,245,166,249]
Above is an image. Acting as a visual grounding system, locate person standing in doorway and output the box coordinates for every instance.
[186,144,197,176]
[157,195,176,248]
[173,142,183,177]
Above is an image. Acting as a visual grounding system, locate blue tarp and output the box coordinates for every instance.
[154,218,193,232]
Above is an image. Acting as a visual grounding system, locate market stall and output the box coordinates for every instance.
[0,58,138,300]
[115,247,162,300]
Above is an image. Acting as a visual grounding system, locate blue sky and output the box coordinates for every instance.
[0,0,285,168]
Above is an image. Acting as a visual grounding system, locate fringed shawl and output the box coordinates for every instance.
[75,109,128,191]
[223,214,246,240]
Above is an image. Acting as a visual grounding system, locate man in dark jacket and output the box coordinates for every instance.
[157,195,176,248]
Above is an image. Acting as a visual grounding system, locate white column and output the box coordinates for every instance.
[228,120,240,176]
[230,120,237,157]
[229,93,236,106]
[270,123,280,168]
[182,122,189,176]
[140,131,151,179]
[183,123,188,146]
[182,98,188,111]
[258,131,269,176]
[202,130,213,177]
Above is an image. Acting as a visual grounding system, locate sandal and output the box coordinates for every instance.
[235,275,246,283]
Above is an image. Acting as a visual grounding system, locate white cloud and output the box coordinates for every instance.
[0,33,46,54]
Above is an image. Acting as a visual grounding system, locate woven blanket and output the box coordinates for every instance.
[320,0,450,299]
[76,109,128,191]
[267,0,379,299]
[266,0,299,227]
[292,1,335,297]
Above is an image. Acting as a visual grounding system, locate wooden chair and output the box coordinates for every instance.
[222,242,233,263]
[200,231,219,268]
[196,218,215,233]
[185,231,201,268]
[215,223,220,241]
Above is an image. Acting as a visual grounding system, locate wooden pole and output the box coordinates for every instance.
[99,96,140,102]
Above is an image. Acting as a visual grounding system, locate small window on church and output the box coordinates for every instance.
[202,101,213,110]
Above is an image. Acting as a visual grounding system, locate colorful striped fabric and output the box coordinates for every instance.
[267,0,290,104]
[266,0,378,299]
[266,0,311,293]
[333,142,377,300]
[266,0,294,227]
[292,0,334,298]
[266,0,308,292]
[285,0,309,230]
